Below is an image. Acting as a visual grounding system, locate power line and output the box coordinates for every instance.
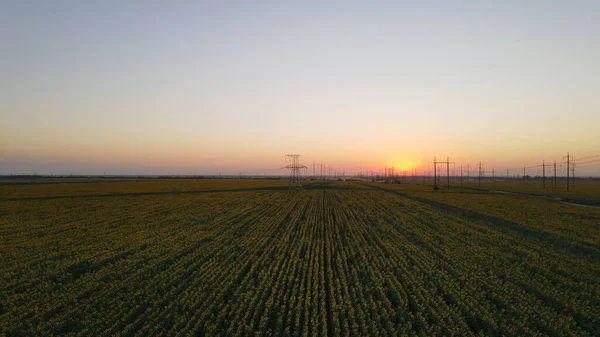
[573,159,600,165]
[573,155,600,162]
[573,162,600,169]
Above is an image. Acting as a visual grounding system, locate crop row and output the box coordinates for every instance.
[1,181,599,336]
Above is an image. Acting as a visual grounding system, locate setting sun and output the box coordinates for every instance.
[382,156,417,173]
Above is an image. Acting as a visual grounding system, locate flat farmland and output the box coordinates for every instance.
[457,180,600,206]
[1,180,599,336]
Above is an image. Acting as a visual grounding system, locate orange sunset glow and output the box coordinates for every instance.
[1,2,599,176]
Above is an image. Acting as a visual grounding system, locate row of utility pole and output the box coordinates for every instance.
[312,161,344,180]
[384,167,397,182]
[427,152,579,191]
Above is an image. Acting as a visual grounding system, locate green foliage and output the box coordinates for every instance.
[0,180,599,336]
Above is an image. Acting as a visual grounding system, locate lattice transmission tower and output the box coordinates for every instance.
[281,154,307,189]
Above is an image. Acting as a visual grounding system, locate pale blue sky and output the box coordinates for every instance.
[1,1,599,175]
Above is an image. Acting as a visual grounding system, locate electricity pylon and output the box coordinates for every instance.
[281,154,307,189]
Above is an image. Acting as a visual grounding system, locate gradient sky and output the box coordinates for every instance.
[2,1,599,175]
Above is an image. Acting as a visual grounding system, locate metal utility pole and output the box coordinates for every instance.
[429,157,454,190]
[433,157,437,188]
[478,162,482,187]
[523,166,526,184]
[565,152,570,191]
[553,161,557,190]
[460,164,463,188]
[467,164,470,182]
[572,163,575,188]
[542,161,545,189]
[446,157,450,190]
[281,154,307,189]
